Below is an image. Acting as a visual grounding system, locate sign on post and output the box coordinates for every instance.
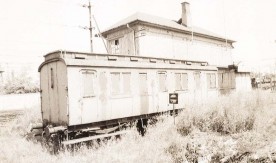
[169,93,178,104]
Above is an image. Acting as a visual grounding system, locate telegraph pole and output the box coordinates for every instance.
[82,1,108,53]
[88,0,93,53]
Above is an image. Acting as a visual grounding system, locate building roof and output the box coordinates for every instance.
[102,12,235,43]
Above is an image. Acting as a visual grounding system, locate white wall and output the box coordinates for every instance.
[235,73,252,91]
[138,27,233,67]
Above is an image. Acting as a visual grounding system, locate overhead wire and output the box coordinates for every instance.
[38,0,84,7]
[0,0,103,59]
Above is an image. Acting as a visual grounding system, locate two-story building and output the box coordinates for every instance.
[102,2,243,94]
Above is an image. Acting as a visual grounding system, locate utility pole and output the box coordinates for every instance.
[82,1,108,54]
[88,1,93,53]
[83,1,93,53]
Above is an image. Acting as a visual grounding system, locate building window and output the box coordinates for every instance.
[82,70,96,97]
[158,72,167,92]
[110,39,120,54]
[175,73,188,90]
[207,73,216,89]
[111,72,131,95]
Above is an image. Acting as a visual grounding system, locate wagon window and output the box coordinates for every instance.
[111,72,120,95]
[175,73,181,90]
[158,72,167,92]
[82,71,95,97]
[175,73,188,90]
[207,73,216,89]
[194,72,201,89]
[122,73,131,94]
[182,73,188,90]
[139,73,148,94]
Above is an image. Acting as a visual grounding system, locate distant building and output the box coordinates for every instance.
[102,2,251,93]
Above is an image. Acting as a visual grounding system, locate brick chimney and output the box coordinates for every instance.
[181,2,191,27]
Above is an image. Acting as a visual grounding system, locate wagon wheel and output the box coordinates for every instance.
[41,132,61,154]
[136,119,148,136]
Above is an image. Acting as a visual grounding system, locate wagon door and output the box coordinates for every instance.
[139,73,149,114]
[193,72,202,103]
[157,71,169,112]
[47,62,59,123]
[80,70,98,124]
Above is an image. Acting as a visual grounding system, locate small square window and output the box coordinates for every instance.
[158,72,167,92]
[122,73,131,94]
[82,71,95,97]
[111,72,120,95]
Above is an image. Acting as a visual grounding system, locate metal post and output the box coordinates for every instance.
[88,0,93,53]
[173,104,175,125]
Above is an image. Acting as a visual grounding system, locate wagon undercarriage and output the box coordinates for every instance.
[27,109,180,152]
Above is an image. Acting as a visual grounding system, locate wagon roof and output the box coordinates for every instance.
[38,50,218,72]
[101,12,235,43]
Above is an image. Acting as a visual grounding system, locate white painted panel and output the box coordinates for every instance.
[110,98,133,119]
[138,31,233,67]
[81,97,98,123]
[67,67,83,125]
[236,73,252,91]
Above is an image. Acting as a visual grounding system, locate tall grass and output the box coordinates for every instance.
[0,90,275,162]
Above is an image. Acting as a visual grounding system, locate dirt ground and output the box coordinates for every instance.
[0,110,24,127]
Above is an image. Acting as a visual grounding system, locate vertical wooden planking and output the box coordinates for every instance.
[40,64,50,122]
[46,62,59,123]
[56,61,68,124]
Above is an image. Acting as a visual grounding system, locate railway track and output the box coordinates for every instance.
[0,110,24,127]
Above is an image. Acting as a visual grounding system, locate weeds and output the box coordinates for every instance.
[0,73,39,94]
[0,90,275,162]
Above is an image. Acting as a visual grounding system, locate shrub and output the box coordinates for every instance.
[176,91,273,135]
[0,73,39,94]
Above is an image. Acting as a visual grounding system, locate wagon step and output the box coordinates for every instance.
[62,130,130,145]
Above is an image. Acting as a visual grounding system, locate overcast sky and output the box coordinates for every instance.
[0,0,276,72]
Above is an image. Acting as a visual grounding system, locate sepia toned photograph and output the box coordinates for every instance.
[0,0,275,162]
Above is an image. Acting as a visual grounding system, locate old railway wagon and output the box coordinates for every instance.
[33,50,218,145]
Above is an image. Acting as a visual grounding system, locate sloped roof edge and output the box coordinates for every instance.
[102,12,235,43]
